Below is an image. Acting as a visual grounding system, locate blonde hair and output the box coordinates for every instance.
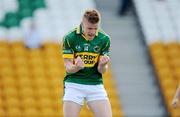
[83,9,101,24]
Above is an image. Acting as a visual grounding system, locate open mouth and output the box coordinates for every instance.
[88,34,95,38]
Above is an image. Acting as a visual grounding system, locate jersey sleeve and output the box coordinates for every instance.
[101,36,111,56]
[62,36,74,59]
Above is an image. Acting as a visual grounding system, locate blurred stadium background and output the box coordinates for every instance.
[0,0,180,117]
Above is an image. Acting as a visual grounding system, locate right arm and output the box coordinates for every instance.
[172,85,180,108]
[62,35,84,73]
[64,57,84,74]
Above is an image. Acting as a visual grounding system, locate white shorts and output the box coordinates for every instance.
[63,82,108,105]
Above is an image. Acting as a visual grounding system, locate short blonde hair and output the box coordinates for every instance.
[83,9,101,24]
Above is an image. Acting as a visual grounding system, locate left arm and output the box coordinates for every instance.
[98,55,109,73]
[98,36,111,74]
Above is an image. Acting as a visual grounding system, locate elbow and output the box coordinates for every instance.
[98,65,108,74]
[65,66,72,73]
[98,69,103,74]
[66,70,71,73]
[66,68,73,74]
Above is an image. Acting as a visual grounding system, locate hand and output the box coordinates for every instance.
[172,98,179,108]
[75,57,84,70]
[99,55,110,66]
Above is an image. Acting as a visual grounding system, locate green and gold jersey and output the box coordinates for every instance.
[62,25,111,85]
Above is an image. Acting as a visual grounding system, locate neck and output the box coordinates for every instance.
[82,33,94,41]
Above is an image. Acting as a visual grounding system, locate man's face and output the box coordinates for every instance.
[82,18,99,40]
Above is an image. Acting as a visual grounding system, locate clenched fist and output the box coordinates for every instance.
[99,55,110,66]
[75,57,84,70]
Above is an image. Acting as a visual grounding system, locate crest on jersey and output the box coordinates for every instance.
[84,43,90,51]
[94,46,100,53]
[75,45,81,51]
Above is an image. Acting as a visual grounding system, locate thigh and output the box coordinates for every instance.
[63,83,85,117]
[86,84,108,102]
[63,101,82,117]
[87,100,112,117]
[63,82,85,105]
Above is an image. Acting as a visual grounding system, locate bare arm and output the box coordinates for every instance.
[98,55,110,74]
[98,64,108,74]
[64,57,84,74]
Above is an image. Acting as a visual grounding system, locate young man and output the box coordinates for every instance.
[62,9,112,117]
[172,85,180,108]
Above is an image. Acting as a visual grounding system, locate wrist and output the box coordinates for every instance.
[98,63,107,68]
[74,64,83,71]
[67,65,81,73]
